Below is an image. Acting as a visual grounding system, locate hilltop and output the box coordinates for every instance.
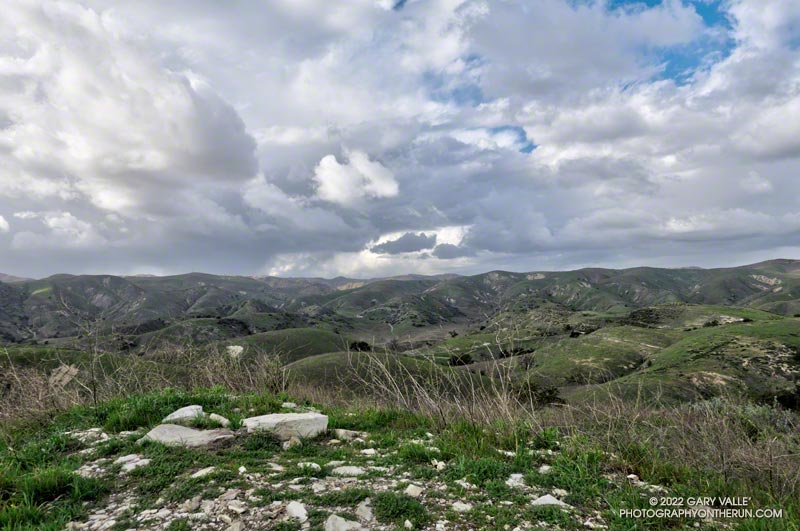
[2,260,800,530]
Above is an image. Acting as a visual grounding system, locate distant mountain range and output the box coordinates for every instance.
[1,259,799,344]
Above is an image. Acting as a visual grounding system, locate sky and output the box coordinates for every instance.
[1,0,800,279]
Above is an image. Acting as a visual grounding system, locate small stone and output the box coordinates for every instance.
[298,462,322,472]
[452,501,473,512]
[331,466,366,477]
[553,488,569,497]
[505,474,525,488]
[283,436,302,450]
[333,429,369,441]
[328,439,342,446]
[282,402,299,409]
[538,465,552,474]
[191,466,216,478]
[228,500,247,514]
[113,454,151,473]
[531,494,571,508]
[163,405,205,424]
[226,522,244,531]
[286,501,309,523]
[404,519,413,529]
[584,519,608,529]
[431,459,446,471]
[238,466,247,475]
[209,413,231,427]
[219,488,241,501]
[324,514,363,531]
[360,448,377,456]
[355,498,373,522]
[180,495,202,512]
[404,484,424,498]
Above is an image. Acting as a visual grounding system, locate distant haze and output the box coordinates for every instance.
[1,1,799,278]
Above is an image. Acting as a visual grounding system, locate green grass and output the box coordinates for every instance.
[217,327,348,363]
[1,384,798,531]
[373,491,429,527]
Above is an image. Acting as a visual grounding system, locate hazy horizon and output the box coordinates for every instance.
[1,1,799,279]
[3,256,798,282]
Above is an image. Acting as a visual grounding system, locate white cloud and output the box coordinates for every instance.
[314,149,399,205]
[11,211,105,249]
[0,215,8,233]
[1,0,800,277]
[740,172,773,194]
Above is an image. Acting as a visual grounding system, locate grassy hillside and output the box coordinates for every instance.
[218,328,349,363]
[0,387,797,530]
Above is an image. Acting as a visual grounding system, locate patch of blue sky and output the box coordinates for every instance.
[491,126,537,154]
[424,54,486,107]
[624,2,731,84]
[602,1,734,84]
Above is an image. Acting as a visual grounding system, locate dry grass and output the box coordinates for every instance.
[2,339,798,502]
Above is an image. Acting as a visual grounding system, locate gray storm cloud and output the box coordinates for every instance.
[0,0,799,278]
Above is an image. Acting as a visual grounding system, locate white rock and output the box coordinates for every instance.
[163,405,205,424]
[531,494,571,508]
[282,402,299,409]
[219,489,241,501]
[505,473,525,488]
[355,499,373,522]
[114,454,151,472]
[191,466,217,478]
[122,459,149,473]
[333,429,369,441]
[324,514,363,531]
[209,413,231,428]
[360,448,377,456]
[404,519,413,529]
[404,484,424,498]
[242,412,328,440]
[298,462,322,472]
[286,501,309,523]
[283,436,302,450]
[180,496,202,512]
[141,424,234,448]
[331,466,366,477]
[226,346,244,359]
[538,465,552,474]
[452,501,473,512]
[226,522,244,531]
[553,488,569,497]
[228,500,247,514]
[238,466,247,475]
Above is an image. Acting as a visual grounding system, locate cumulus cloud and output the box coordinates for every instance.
[313,150,399,205]
[371,232,437,254]
[11,211,105,250]
[0,0,798,278]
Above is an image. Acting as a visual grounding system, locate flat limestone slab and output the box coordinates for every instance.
[163,405,205,424]
[140,424,234,448]
[242,412,328,440]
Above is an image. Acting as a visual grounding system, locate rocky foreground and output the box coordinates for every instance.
[53,399,676,531]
